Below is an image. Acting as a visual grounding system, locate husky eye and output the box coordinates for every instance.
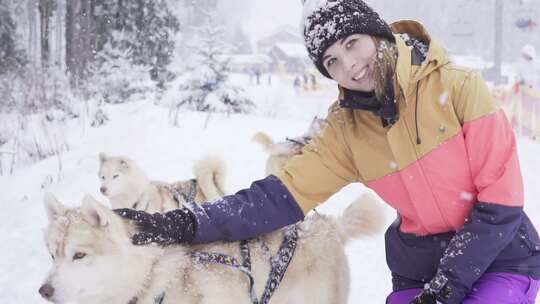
[100,175,105,180]
[73,252,87,261]
[50,254,55,260]
[113,174,119,179]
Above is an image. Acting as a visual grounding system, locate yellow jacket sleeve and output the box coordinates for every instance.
[277,104,359,214]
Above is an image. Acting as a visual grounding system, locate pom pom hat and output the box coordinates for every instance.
[303,0,395,78]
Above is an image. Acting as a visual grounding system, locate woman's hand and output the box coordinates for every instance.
[114,207,196,245]
[410,291,438,304]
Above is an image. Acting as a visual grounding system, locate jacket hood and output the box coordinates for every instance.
[391,20,451,89]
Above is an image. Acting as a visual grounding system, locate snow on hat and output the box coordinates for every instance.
[302,0,395,78]
[521,44,537,60]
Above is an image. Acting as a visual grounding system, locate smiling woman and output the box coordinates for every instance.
[300,1,540,303]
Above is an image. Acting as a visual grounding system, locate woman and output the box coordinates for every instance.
[116,1,540,303]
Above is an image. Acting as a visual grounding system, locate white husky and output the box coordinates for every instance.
[40,192,385,304]
[98,153,226,213]
[252,117,327,176]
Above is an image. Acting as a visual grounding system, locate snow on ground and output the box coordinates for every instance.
[0,74,538,303]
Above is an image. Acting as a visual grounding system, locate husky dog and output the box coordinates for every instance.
[252,117,327,176]
[40,192,385,304]
[98,153,226,213]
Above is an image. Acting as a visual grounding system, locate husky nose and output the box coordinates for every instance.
[100,186,107,195]
[39,283,54,299]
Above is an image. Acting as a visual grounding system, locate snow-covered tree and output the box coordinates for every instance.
[0,1,27,74]
[135,0,179,85]
[93,0,179,87]
[87,36,154,104]
[38,0,57,68]
[168,11,254,115]
[231,25,253,54]
[0,1,27,114]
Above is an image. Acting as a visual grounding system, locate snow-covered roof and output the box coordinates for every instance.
[257,25,303,48]
[267,24,303,40]
[274,43,309,59]
[228,54,272,65]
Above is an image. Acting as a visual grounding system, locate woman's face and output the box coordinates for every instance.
[322,34,377,92]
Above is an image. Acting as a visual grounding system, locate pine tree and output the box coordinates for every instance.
[171,10,254,114]
[93,0,179,86]
[87,33,154,104]
[231,25,253,54]
[0,1,27,74]
[38,0,57,68]
[135,0,179,84]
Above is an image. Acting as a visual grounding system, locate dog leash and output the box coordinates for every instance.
[190,226,299,304]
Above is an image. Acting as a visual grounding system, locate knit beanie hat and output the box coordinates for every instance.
[303,0,395,78]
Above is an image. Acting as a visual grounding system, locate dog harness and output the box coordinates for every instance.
[285,136,312,148]
[191,225,299,304]
[163,178,198,206]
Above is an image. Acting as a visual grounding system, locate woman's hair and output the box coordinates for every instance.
[372,37,398,99]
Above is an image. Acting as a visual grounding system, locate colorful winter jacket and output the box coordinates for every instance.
[189,20,540,303]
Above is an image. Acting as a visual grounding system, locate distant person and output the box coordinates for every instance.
[513,44,540,140]
[302,73,309,90]
[255,68,261,86]
[310,73,317,90]
[249,69,254,85]
[293,75,302,95]
[516,44,540,90]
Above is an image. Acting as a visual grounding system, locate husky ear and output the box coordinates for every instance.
[309,117,327,133]
[119,159,130,170]
[44,192,67,221]
[99,152,107,165]
[81,195,110,227]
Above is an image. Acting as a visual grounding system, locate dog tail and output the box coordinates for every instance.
[335,192,386,244]
[193,155,227,201]
[252,132,275,153]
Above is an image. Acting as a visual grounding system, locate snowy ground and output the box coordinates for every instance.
[0,74,539,303]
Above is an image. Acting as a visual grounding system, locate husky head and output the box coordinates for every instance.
[277,116,327,156]
[39,193,156,303]
[305,116,327,139]
[98,153,149,206]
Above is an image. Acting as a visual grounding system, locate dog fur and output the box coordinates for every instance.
[40,192,385,304]
[98,153,226,213]
[252,117,327,176]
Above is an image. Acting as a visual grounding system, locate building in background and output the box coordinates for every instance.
[252,25,310,74]
[256,25,303,54]
[268,42,310,74]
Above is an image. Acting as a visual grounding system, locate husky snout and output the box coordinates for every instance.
[100,186,108,195]
[39,283,54,300]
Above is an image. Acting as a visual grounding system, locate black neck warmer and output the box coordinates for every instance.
[339,83,399,128]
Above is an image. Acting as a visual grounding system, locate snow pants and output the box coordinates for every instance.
[386,272,539,304]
